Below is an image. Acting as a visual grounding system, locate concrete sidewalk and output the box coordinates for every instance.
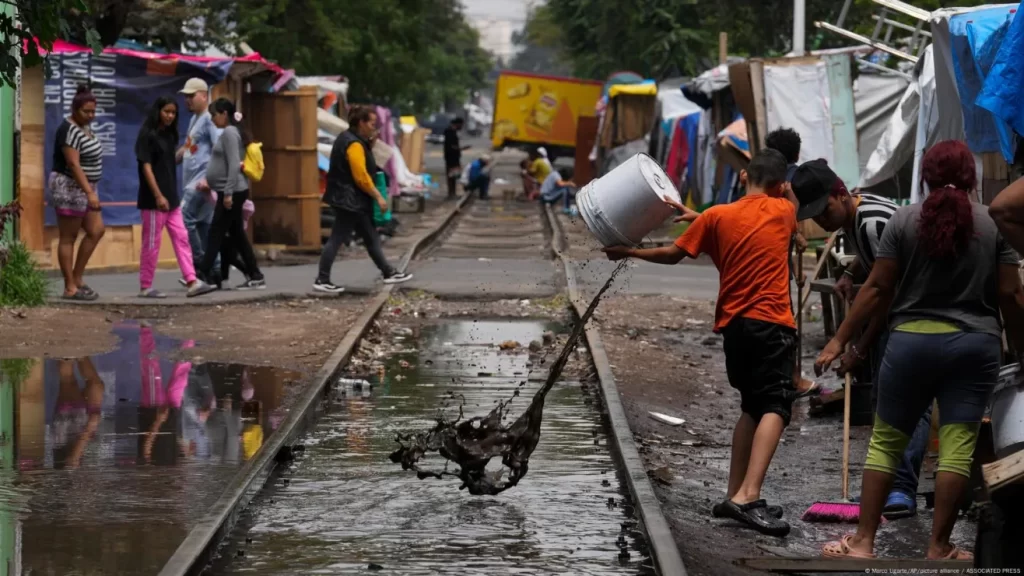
[52,256,561,305]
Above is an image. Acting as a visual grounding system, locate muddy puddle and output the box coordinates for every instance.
[0,322,299,574]
[215,319,652,575]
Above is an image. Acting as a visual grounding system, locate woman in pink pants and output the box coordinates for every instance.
[135,97,215,298]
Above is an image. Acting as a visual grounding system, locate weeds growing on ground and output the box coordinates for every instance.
[0,358,36,388]
[0,241,48,307]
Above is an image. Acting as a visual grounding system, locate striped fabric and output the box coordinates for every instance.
[64,122,104,182]
[848,193,899,269]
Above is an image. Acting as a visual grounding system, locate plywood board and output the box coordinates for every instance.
[574,116,599,187]
[40,224,179,270]
[749,61,768,154]
[19,66,46,251]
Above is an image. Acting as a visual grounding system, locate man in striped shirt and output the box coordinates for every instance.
[792,160,928,520]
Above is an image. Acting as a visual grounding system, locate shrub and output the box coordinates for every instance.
[0,240,48,307]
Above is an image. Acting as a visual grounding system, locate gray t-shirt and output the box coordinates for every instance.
[876,202,1018,337]
[205,125,248,197]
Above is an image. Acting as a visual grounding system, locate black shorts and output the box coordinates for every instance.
[722,317,797,426]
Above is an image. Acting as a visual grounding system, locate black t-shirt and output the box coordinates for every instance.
[443,125,461,168]
[135,128,180,210]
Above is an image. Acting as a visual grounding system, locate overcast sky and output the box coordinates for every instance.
[462,0,532,24]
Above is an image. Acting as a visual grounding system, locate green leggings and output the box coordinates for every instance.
[865,415,978,478]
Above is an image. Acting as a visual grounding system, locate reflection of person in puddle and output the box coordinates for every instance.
[54,357,105,469]
[138,326,191,464]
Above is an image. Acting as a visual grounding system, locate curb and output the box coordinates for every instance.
[157,193,472,576]
[544,205,688,576]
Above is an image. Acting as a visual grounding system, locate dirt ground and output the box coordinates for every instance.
[592,295,978,575]
[0,297,368,377]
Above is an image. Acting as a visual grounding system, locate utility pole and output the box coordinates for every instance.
[793,0,807,56]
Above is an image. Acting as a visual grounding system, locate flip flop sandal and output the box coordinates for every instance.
[939,546,973,561]
[823,534,876,559]
[796,380,821,398]
[882,491,917,520]
[61,290,98,302]
[78,284,96,295]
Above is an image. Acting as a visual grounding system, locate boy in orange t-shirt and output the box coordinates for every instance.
[604,149,798,537]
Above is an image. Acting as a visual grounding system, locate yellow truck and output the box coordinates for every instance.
[491,71,603,159]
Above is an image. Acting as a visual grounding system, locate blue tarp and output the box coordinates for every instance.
[44,52,232,225]
[977,2,1024,162]
[949,5,1018,159]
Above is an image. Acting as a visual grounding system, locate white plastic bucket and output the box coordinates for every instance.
[576,153,681,247]
[992,363,1024,458]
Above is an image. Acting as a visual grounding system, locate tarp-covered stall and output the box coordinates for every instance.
[20,40,282,268]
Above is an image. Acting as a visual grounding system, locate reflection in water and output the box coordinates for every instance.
[217,320,651,575]
[0,322,299,575]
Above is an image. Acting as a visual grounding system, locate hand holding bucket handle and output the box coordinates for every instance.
[663,197,699,224]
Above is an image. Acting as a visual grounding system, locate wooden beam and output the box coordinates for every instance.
[983,450,1024,493]
[736,556,969,573]
[719,32,728,65]
[800,232,839,314]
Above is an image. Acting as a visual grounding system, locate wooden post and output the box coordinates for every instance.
[719,32,728,65]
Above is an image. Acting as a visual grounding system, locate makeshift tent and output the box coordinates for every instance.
[978,1,1024,162]
[948,4,1019,161]
[650,78,700,165]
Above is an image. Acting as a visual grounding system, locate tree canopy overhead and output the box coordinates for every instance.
[516,0,994,81]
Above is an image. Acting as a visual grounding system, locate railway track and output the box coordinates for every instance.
[158,166,687,575]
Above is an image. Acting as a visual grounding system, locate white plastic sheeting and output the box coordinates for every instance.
[860,46,938,189]
[318,107,349,136]
[764,61,834,165]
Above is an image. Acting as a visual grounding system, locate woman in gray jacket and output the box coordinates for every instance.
[198,98,265,290]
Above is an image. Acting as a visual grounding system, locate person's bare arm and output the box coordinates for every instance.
[816,257,898,375]
[990,177,1024,253]
[998,263,1024,355]
[604,244,688,265]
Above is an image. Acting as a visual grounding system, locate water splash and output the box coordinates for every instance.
[389,260,630,495]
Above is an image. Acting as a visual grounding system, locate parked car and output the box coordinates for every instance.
[418,113,455,144]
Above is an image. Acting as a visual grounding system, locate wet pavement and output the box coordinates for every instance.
[215,319,652,575]
[0,323,300,574]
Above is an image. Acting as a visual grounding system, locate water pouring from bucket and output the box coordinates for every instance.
[577,153,683,247]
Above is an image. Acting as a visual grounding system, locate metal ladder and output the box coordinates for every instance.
[816,0,932,75]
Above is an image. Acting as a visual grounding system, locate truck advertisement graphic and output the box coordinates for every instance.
[491,72,603,153]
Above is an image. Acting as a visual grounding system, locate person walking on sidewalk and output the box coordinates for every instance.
[50,85,106,301]
[315,106,412,294]
[603,149,799,537]
[790,160,921,518]
[177,78,221,276]
[197,99,265,290]
[444,117,465,199]
[815,140,1024,561]
[135,97,215,299]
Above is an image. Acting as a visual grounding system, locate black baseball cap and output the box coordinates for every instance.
[791,159,847,221]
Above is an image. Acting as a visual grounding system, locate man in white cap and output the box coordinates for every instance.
[177,78,222,277]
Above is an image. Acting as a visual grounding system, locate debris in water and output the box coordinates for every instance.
[498,340,520,351]
[528,340,542,352]
[389,261,629,495]
[649,412,685,426]
[649,466,674,485]
[368,563,384,570]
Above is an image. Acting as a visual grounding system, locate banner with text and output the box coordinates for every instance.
[44,52,232,225]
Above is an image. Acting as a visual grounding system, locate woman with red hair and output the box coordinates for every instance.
[815,140,1024,561]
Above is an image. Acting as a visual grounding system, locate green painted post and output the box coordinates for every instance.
[0,0,16,243]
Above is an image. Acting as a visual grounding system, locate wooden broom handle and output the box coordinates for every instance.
[800,231,839,315]
[842,300,853,501]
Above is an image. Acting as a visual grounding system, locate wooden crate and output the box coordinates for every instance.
[245,86,321,248]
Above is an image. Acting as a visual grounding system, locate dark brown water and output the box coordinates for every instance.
[215,314,650,574]
[389,261,625,496]
[0,323,299,575]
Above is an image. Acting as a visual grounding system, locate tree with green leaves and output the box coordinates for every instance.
[525,0,994,81]
[0,0,102,87]
[205,0,492,113]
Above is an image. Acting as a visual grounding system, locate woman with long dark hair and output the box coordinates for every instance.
[815,140,1024,561]
[49,85,106,300]
[197,98,265,289]
[135,97,215,298]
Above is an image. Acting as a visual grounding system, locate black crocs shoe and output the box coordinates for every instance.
[713,500,783,519]
[715,499,791,537]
